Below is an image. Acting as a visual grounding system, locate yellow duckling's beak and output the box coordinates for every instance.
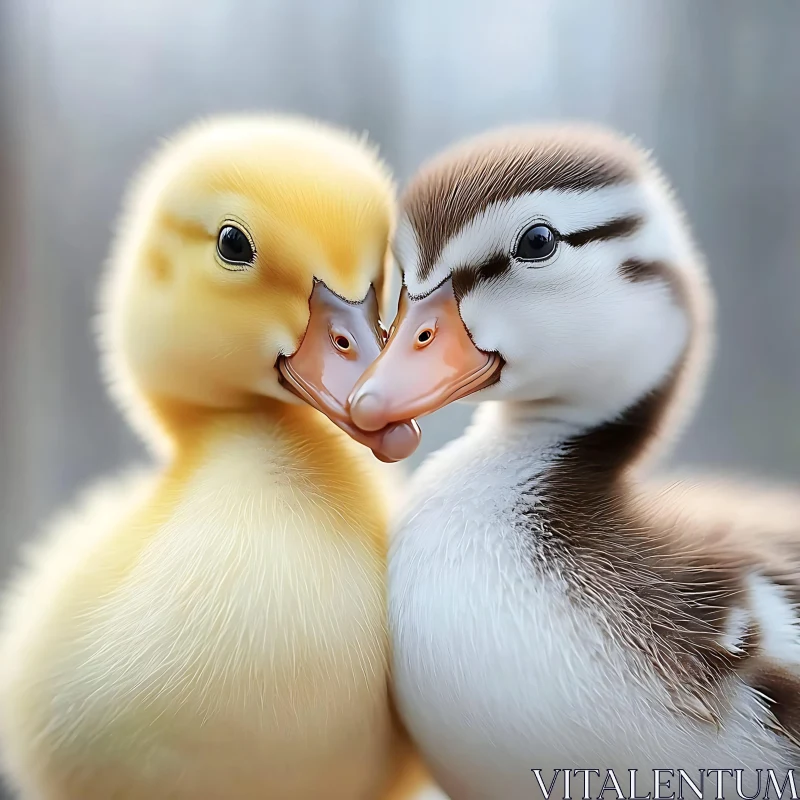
[103,114,423,461]
[278,282,420,462]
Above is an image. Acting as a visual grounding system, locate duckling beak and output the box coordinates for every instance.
[277,281,421,462]
[348,279,503,435]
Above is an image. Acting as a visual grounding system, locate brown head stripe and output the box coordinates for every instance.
[402,125,644,281]
[620,257,668,283]
[451,254,511,302]
[562,215,643,248]
[619,258,690,318]
[447,215,643,302]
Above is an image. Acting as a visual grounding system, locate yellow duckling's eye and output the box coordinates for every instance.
[217,224,255,268]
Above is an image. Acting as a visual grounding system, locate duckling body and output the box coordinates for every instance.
[3,407,393,799]
[390,408,799,799]
[348,125,800,799]
[0,117,428,800]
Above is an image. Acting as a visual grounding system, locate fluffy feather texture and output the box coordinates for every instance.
[387,125,800,799]
[99,113,396,457]
[0,115,434,800]
[395,125,711,469]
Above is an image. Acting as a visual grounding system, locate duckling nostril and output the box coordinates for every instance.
[413,324,437,349]
[331,333,352,352]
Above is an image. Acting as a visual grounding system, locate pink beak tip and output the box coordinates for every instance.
[374,419,421,461]
[349,390,389,432]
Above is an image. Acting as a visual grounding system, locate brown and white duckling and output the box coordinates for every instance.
[348,126,800,799]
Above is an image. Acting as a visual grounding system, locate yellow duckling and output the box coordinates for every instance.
[0,115,427,800]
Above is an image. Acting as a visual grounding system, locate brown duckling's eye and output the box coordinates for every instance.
[515,224,557,263]
[217,225,254,267]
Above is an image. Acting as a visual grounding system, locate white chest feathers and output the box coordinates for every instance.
[388,418,794,800]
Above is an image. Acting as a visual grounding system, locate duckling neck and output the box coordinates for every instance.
[146,395,287,455]
[487,374,678,482]
[144,396,368,483]
[463,395,664,559]
[131,395,388,550]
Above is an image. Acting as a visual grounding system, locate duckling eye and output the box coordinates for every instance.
[515,224,557,263]
[217,225,254,267]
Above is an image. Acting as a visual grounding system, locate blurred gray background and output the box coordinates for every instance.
[1,0,800,615]
[0,0,799,796]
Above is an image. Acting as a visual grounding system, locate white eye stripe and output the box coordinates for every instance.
[401,184,647,296]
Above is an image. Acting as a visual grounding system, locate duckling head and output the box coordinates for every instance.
[350,125,713,466]
[101,114,419,461]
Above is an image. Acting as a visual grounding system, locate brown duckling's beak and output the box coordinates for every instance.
[348,279,503,437]
[277,281,421,462]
